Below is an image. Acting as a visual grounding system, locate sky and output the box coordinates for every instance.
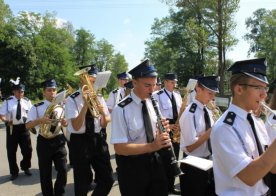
[4,0,276,70]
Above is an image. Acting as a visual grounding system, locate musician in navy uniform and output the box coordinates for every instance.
[179,76,219,196]
[65,66,114,196]
[153,73,182,195]
[154,77,162,92]
[26,79,68,196]
[0,83,33,180]
[211,58,276,196]
[111,59,172,196]
[106,71,129,113]
[266,79,276,196]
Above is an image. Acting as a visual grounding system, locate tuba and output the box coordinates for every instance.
[74,67,100,118]
[39,85,73,139]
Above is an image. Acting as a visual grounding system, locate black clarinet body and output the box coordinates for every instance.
[150,95,182,177]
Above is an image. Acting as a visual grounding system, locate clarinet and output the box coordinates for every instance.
[150,95,182,177]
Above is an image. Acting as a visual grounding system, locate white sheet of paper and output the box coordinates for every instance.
[53,90,66,105]
[179,155,213,171]
[94,71,112,91]
[186,79,197,90]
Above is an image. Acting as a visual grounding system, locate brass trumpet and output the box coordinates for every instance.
[260,101,276,127]
[74,67,100,118]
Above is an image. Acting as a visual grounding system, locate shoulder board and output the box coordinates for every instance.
[70,91,80,99]
[223,112,236,126]
[118,97,133,108]
[6,96,13,100]
[157,90,164,95]
[112,89,118,94]
[23,97,29,101]
[34,102,44,107]
[273,115,276,120]
[189,103,197,113]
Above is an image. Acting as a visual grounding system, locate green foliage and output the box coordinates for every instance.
[0,2,129,99]
[149,0,239,94]
[244,8,276,80]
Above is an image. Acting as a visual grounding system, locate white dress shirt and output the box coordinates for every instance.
[211,104,270,196]
[111,90,158,144]
[65,90,110,134]
[179,99,213,157]
[106,87,126,110]
[0,96,32,125]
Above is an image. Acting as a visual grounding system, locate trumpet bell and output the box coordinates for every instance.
[74,67,91,76]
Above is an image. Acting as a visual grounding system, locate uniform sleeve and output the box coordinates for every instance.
[179,108,198,152]
[65,97,79,120]
[99,96,110,118]
[26,105,38,123]
[0,100,7,115]
[106,91,115,110]
[110,105,128,144]
[211,124,252,177]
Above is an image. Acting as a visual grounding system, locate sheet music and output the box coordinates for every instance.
[94,71,112,91]
[179,155,213,171]
[186,79,197,90]
[53,90,66,105]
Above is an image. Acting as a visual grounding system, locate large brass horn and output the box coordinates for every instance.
[74,67,100,118]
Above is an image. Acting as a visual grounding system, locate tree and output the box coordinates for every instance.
[160,0,239,94]
[244,8,276,79]
[74,28,97,66]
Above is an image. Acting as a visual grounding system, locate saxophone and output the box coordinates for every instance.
[150,95,182,177]
[207,99,222,122]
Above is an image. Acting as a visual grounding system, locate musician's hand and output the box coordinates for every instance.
[151,131,171,151]
[97,104,105,115]
[161,119,170,133]
[61,118,68,127]
[39,116,52,124]
[172,124,180,133]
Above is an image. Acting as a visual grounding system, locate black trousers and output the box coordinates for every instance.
[37,134,67,196]
[271,173,276,196]
[70,133,114,196]
[6,124,32,175]
[116,153,168,196]
[180,163,216,196]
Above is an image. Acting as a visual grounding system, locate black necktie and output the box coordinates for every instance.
[171,93,178,120]
[141,100,154,143]
[247,113,270,187]
[85,109,95,136]
[203,107,212,153]
[16,99,21,120]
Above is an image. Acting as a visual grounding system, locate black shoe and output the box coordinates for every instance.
[88,182,96,191]
[168,188,181,195]
[10,174,18,181]
[24,169,32,176]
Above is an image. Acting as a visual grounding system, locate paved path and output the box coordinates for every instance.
[0,122,180,195]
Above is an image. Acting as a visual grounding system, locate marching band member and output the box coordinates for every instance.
[26,79,68,196]
[111,59,171,196]
[65,65,114,196]
[106,71,129,113]
[0,83,33,180]
[153,73,182,195]
[154,77,162,92]
[211,58,276,196]
[265,79,276,196]
[179,76,219,196]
